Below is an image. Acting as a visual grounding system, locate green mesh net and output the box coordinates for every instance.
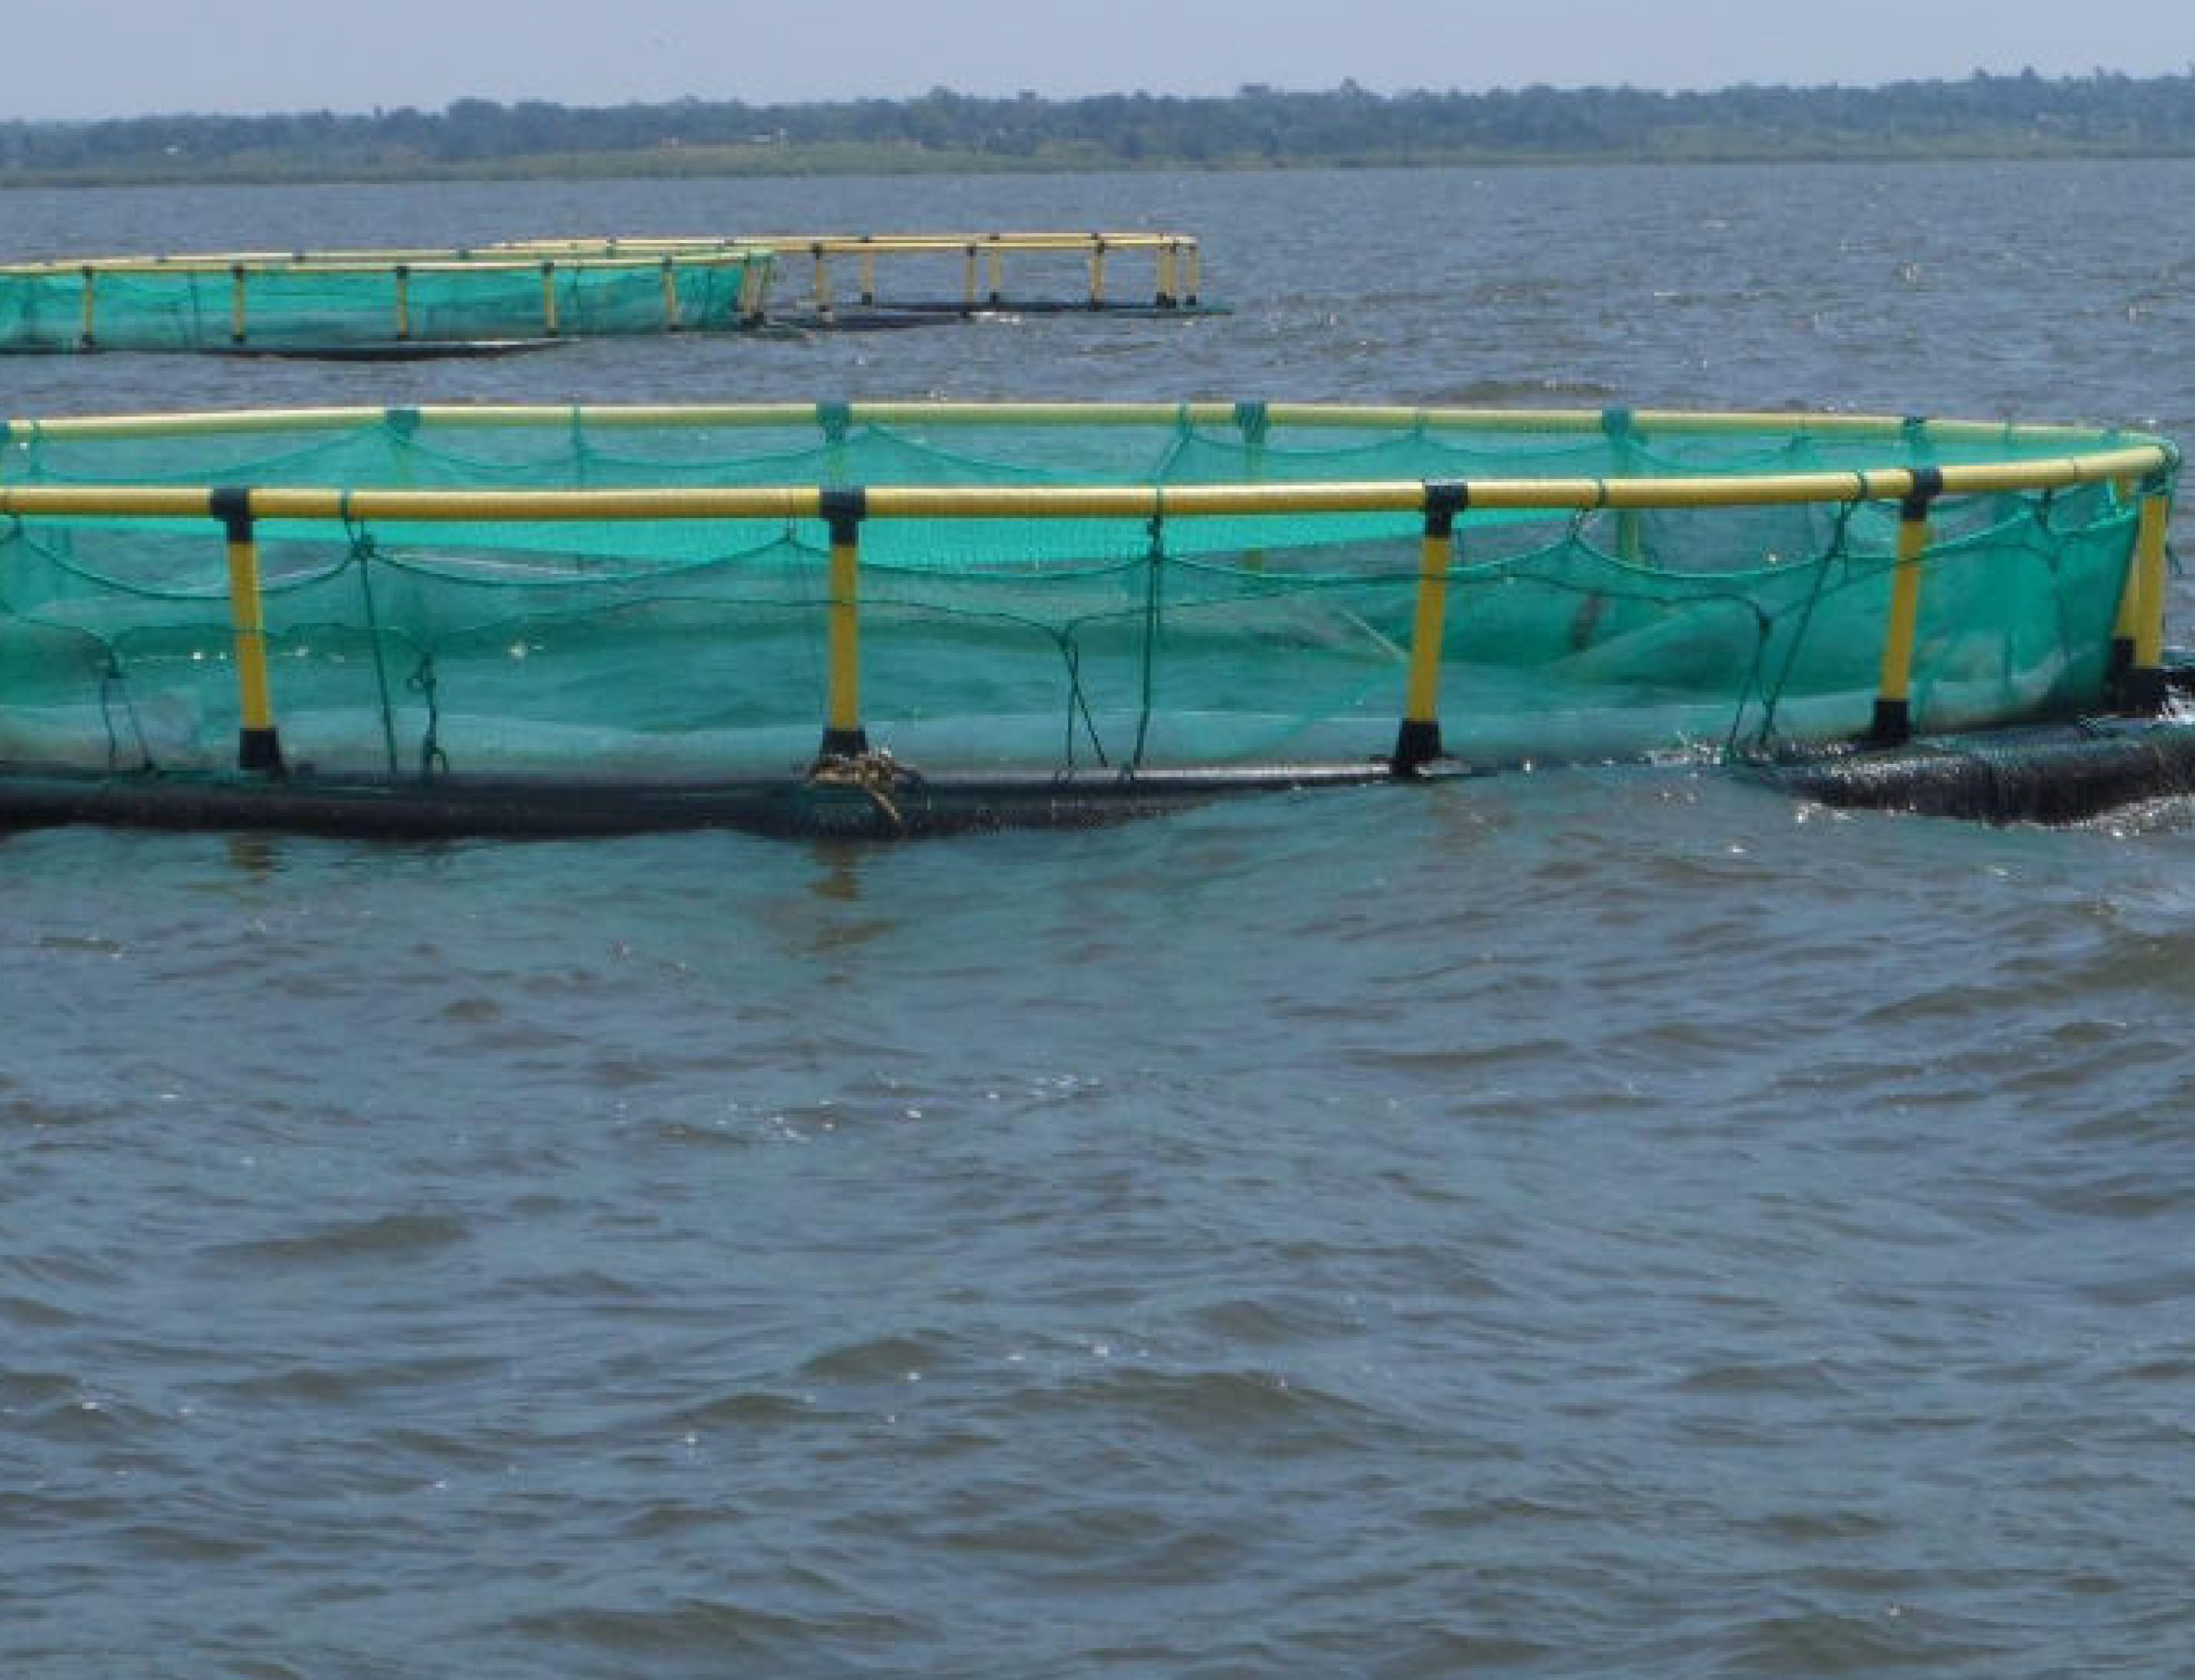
[0,247,772,352]
[0,403,2175,787]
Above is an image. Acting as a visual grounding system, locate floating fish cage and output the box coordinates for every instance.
[492,232,1215,326]
[0,401,2180,836]
[0,244,778,356]
[0,232,1213,356]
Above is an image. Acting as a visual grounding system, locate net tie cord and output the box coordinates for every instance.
[2,511,151,769]
[1130,498,1167,770]
[1549,504,1781,756]
[2144,465,2188,581]
[342,496,405,777]
[407,653,447,778]
[1055,633,1107,770]
[1027,531,1172,774]
[1744,501,1857,753]
[99,648,152,773]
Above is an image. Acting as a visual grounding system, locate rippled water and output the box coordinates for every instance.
[6,163,2195,1678]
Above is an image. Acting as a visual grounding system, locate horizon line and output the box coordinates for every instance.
[11,64,2191,127]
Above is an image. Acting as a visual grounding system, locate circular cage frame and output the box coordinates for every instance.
[0,401,2181,835]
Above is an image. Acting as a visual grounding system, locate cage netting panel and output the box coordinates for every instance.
[0,250,770,351]
[0,409,2164,780]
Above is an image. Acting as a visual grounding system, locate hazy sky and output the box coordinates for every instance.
[11,0,2192,120]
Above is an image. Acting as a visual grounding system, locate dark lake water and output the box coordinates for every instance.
[5,162,2195,1678]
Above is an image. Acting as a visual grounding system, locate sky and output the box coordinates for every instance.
[8,0,2192,122]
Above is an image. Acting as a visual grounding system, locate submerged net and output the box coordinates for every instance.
[0,403,2176,786]
[0,247,773,352]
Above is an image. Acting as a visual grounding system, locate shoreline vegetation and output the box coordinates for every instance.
[3,72,2193,187]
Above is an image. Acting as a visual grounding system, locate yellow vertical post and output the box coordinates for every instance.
[540,261,562,336]
[393,264,412,340]
[1185,241,1202,307]
[963,243,980,313]
[1616,510,1644,564]
[2109,481,2144,690]
[1603,409,1644,563]
[229,263,248,345]
[211,488,285,775]
[859,247,877,307]
[818,488,868,759]
[811,244,831,317]
[1868,471,1942,744]
[661,256,682,331]
[2109,600,2142,681]
[2119,490,2173,713]
[1088,237,1108,309]
[738,252,770,326]
[1237,401,1270,574]
[78,266,97,348]
[986,242,1004,306]
[1393,481,1468,772]
[1156,242,1179,308]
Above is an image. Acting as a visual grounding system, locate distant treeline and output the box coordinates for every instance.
[6,72,2195,185]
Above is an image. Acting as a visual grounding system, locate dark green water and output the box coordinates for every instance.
[5,162,2195,1678]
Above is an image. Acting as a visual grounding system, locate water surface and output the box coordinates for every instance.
[4,162,2195,1678]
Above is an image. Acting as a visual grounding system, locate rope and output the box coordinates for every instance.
[407,654,447,777]
[2,520,154,770]
[806,746,920,834]
[1743,502,1854,753]
[1720,603,1780,760]
[97,647,154,772]
[1055,632,1110,770]
[1130,503,1165,769]
[343,508,403,777]
[569,406,591,484]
